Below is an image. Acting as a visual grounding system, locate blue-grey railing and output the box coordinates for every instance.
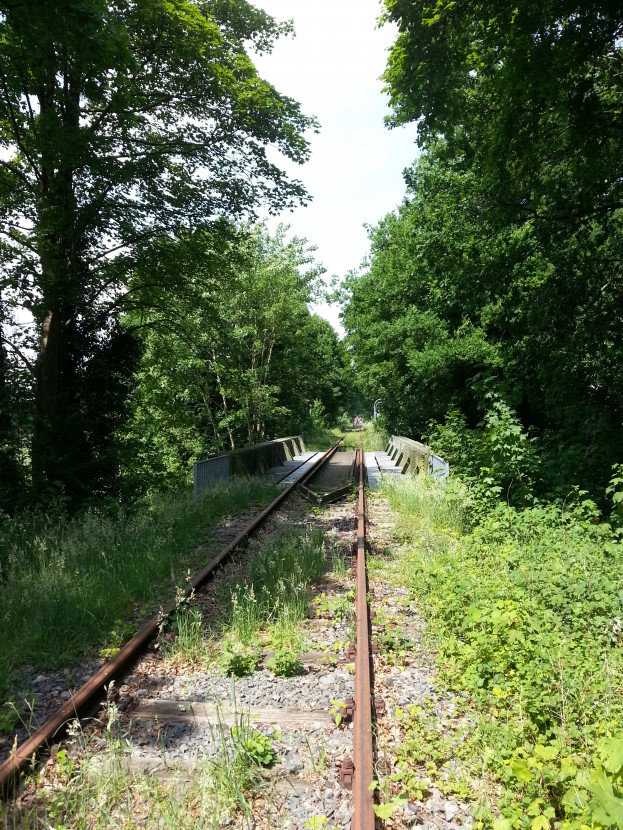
[193,454,231,499]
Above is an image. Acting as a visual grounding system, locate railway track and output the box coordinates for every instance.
[1,436,381,829]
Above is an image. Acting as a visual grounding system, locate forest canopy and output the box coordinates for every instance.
[0,0,352,509]
[341,0,623,498]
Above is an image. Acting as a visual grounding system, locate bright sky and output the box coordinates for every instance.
[253,0,418,335]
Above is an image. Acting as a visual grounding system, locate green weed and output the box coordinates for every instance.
[304,816,339,830]
[221,644,259,678]
[232,727,277,768]
[313,591,354,621]
[223,528,327,653]
[162,605,211,667]
[377,474,623,830]
[266,647,304,677]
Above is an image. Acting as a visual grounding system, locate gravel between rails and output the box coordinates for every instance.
[5,494,360,829]
[107,494,359,828]
[5,485,480,830]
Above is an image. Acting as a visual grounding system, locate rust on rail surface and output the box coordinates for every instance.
[352,437,375,829]
[0,440,343,797]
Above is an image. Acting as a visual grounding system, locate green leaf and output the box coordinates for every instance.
[530,816,550,830]
[534,744,559,762]
[526,798,544,817]
[374,802,398,819]
[603,739,623,775]
[589,769,623,829]
[509,758,532,783]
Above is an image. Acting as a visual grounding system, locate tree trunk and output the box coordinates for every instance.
[31,72,81,498]
[31,293,62,495]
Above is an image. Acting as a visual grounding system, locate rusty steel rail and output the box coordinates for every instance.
[0,439,343,797]
[353,436,375,828]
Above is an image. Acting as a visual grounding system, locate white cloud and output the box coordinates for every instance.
[253,0,419,335]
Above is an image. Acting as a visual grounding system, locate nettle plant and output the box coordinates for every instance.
[429,393,539,508]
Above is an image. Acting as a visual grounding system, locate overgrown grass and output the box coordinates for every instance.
[3,697,277,829]
[221,528,327,673]
[376,475,623,830]
[304,419,388,453]
[340,420,388,452]
[161,602,216,669]
[0,478,279,701]
[303,426,340,451]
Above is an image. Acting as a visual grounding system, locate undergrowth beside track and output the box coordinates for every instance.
[374,476,623,830]
[4,513,351,829]
[304,419,387,453]
[0,478,279,717]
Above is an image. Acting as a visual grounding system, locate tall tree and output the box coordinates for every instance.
[339,1,623,493]
[0,299,25,509]
[382,1,623,225]
[0,0,315,498]
[122,224,349,492]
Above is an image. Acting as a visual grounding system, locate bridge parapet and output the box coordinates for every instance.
[386,435,449,479]
[194,436,305,497]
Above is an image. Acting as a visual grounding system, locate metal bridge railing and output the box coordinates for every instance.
[193,455,230,499]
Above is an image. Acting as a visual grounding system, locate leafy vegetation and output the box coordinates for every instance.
[266,647,305,678]
[341,1,623,500]
[0,0,319,504]
[121,224,354,494]
[3,699,280,829]
[0,478,279,702]
[377,474,623,829]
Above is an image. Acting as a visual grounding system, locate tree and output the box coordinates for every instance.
[121,224,349,492]
[0,299,25,510]
[382,1,623,226]
[340,1,623,494]
[341,138,623,494]
[0,0,316,499]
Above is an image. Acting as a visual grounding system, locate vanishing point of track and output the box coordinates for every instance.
[1,434,379,828]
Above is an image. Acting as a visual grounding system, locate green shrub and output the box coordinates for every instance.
[221,644,259,678]
[381,475,623,830]
[266,647,304,677]
[428,394,539,508]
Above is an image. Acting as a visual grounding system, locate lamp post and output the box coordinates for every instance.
[373,399,382,420]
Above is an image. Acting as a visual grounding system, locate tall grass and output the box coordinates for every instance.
[304,419,388,453]
[227,529,327,648]
[303,425,339,451]
[4,699,275,829]
[381,473,468,536]
[0,478,279,698]
[340,420,387,452]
